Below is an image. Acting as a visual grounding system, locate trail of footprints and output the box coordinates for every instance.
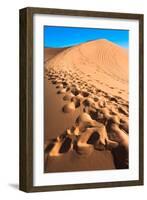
[45,68,129,167]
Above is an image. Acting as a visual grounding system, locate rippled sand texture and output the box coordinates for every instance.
[44,39,129,173]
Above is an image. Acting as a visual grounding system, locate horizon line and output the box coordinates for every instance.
[44,38,128,49]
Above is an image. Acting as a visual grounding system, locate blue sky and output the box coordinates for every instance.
[44,26,129,48]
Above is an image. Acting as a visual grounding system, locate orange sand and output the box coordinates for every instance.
[44,39,129,172]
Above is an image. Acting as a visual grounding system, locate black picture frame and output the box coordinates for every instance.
[19,7,144,192]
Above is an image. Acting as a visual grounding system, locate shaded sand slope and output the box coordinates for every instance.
[44,47,68,62]
[44,39,129,172]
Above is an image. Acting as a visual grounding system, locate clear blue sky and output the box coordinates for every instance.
[44,26,129,48]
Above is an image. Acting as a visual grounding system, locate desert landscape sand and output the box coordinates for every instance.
[44,39,129,173]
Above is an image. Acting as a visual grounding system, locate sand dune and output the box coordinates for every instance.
[44,39,129,172]
[46,39,128,99]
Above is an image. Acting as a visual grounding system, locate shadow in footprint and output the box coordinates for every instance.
[59,137,72,153]
[87,131,100,145]
[89,110,98,121]
[71,88,80,96]
[72,98,81,108]
[45,143,55,153]
[112,145,128,169]
[81,91,89,97]
[118,107,128,115]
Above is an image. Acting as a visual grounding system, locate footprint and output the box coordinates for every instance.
[62,102,76,113]
[118,106,128,116]
[45,68,128,168]
[71,87,80,96]
[118,91,122,94]
[75,112,98,132]
[98,99,107,108]
[109,86,114,89]
[87,131,100,144]
[56,84,63,89]
[81,90,89,97]
[106,117,128,150]
[109,96,118,103]
[119,118,129,133]
[63,93,74,101]
[82,98,95,107]
[59,137,72,153]
[57,88,67,94]
[71,96,81,108]
[47,137,63,157]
